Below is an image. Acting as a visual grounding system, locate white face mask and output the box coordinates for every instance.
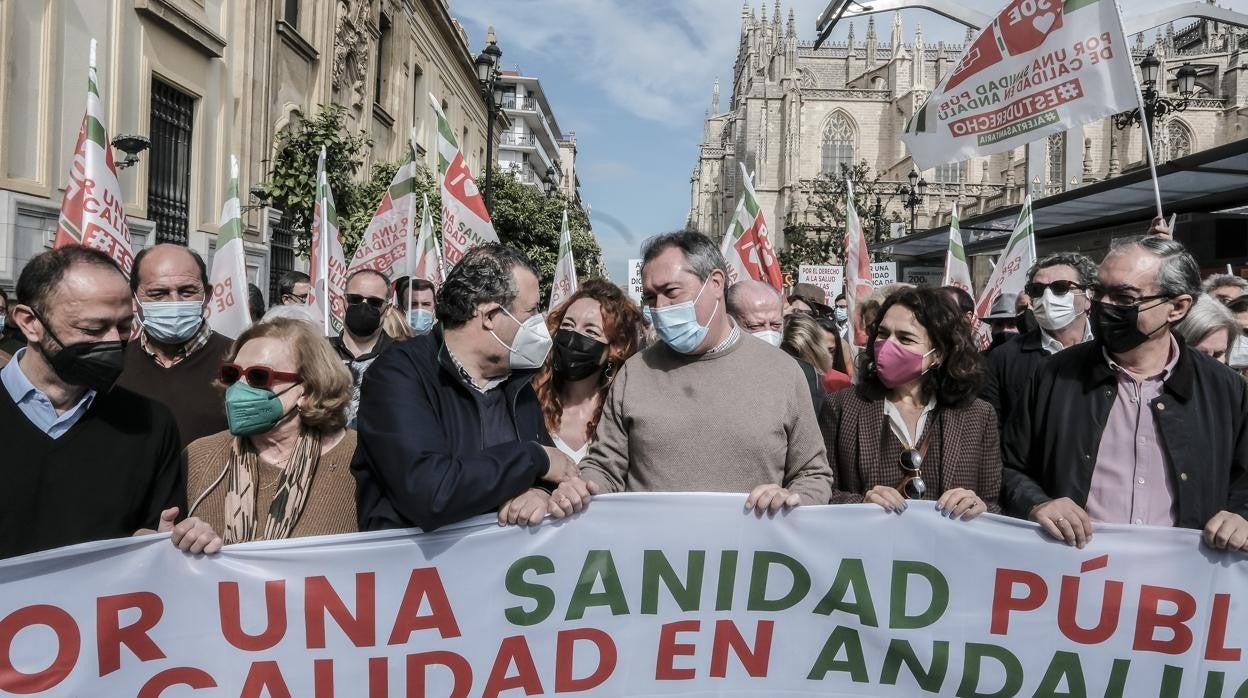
[1032,288,1081,332]
[1229,335,1248,369]
[491,307,553,370]
[752,329,783,347]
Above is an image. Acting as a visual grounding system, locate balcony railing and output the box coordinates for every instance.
[500,132,536,147]
[500,96,537,111]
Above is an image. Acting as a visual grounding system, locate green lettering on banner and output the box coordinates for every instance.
[1202,672,1224,698]
[566,551,629,621]
[1034,651,1087,698]
[1160,665,1184,698]
[813,559,879,627]
[504,556,555,626]
[641,550,705,614]
[956,643,1023,698]
[1103,658,1131,698]
[716,550,739,611]
[880,639,949,691]
[889,561,949,630]
[807,626,869,683]
[748,552,811,612]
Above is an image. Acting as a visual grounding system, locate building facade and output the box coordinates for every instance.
[0,0,496,299]
[689,1,1248,252]
[495,70,576,198]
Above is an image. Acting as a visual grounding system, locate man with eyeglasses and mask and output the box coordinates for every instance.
[332,269,395,428]
[0,247,217,558]
[117,244,232,446]
[352,243,577,531]
[277,270,312,306]
[1002,236,1248,554]
[981,252,1096,432]
[548,230,832,520]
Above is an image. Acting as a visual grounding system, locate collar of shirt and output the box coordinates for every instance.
[1,348,96,438]
[882,397,937,449]
[708,322,742,355]
[1103,334,1181,382]
[446,346,508,394]
[1039,318,1094,356]
[332,332,392,363]
[140,320,212,368]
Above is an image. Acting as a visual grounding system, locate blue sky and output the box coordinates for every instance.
[455,0,1180,283]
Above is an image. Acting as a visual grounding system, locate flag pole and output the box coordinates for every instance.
[1116,0,1164,222]
[319,146,330,336]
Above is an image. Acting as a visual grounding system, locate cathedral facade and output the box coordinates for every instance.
[689,1,1248,253]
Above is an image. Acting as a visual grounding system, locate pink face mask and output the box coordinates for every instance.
[873,338,935,389]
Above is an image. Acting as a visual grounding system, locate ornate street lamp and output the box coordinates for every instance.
[475,28,502,212]
[1113,50,1199,145]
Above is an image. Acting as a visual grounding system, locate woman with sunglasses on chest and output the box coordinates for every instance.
[819,287,1001,519]
[183,317,359,542]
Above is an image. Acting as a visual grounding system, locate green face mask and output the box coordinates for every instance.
[224,381,298,437]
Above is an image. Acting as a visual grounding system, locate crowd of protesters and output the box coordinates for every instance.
[3,222,1248,561]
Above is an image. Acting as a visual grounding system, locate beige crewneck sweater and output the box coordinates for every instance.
[580,333,833,504]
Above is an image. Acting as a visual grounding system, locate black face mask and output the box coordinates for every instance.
[344,303,382,337]
[36,313,127,392]
[1091,299,1170,355]
[551,329,608,382]
[1015,308,1039,336]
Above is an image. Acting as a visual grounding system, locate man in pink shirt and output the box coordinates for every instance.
[1002,236,1248,553]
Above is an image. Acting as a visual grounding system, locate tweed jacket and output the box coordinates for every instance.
[819,387,1002,512]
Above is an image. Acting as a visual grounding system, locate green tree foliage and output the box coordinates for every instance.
[779,162,898,279]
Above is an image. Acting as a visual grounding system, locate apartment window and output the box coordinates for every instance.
[148,78,195,245]
[283,0,298,26]
[374,13,391,108]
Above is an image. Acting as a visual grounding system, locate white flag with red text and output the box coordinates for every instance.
[54,40,135,276]
[843,181,873,347]
[309,147,347,335]
[720,163,783,291]
[549,209,578,312]
[411,194,444,287]
[205,155,251,338]
[431,94,497,268]
[348,144,419,278]
[975,195,1036,320]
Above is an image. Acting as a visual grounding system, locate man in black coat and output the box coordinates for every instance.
[1002,236,1248,553]
[352,244,577,531]
[982,252,1096,430]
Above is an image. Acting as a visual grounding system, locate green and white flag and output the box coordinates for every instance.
[974,195,1036,319]
[941,205,973,296]
[348,141,419,277]
[54,39,134,276]
[412,194,444,287]
[549,209,577,312]
[719,163,783,291]
[430,93,497,267]
[205,155,251,339]
[310,146,347,336]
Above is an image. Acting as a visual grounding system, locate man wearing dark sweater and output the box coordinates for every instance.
[117,244,231,447]
[1,247,203,559]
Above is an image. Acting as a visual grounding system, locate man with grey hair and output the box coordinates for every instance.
[982,251,1097,429]
[1203,273,1248,305]
[352,243,576,531]
[1003,236,1248,553]
[549,230,833,518]
[1175,295,1239,362]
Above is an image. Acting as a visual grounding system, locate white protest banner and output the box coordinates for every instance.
[902,0,1138,170]
[627,258,643,302]
[798,264,844,299]
[5,496,1247,697]
[870,262,897,287]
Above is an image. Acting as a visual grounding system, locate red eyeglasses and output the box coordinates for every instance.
[219,363,300,390]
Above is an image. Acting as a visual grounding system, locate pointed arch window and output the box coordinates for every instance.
[1047,132,1066,186]
[1166,120,1193,161]
[821,112,856,175]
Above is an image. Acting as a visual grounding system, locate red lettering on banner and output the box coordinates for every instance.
[990,568,1048,635]
[1205,593,1241,662]
[555,628,617,692]
[1056,563,1122,645]
[655,620,700,680]
[311,656,390,698]
[219,580,287,651]
[240,660,292,698]
[406,651,472,698]
[137,667,217,697]
[305,573,376,649]
[97,592,166,676]
[710,620,774,678]
[483,635,543,698]
[388,568,461,644]
[1134,585,1196,655]
[0,604,80,694]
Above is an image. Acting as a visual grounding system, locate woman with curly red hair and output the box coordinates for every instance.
[533,280,644,463]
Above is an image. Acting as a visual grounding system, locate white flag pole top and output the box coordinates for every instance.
[1116,3,1165,221]
[318,146,330,336]
[89,38,96,68]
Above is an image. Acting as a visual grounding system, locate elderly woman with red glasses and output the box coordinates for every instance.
[177,316,357,547]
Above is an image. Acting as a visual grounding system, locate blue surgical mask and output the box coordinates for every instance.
[642,277,718,354]
[408,308,435,334]
[835,307,849,324]
[140,300,204,344]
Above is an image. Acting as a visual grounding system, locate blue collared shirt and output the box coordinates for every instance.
[1,349,96,439]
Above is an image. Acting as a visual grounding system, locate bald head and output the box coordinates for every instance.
[131,243,210,302]
[727,280,783,334]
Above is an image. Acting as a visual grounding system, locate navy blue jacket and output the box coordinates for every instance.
[351,327,552,531]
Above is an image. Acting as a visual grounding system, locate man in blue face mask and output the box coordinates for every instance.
[117,244,232,446]
[549,230,833,520]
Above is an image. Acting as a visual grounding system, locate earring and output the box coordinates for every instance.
[603,362,616,382]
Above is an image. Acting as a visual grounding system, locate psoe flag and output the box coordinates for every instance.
[205,155,251,339]
[975,195,1036,320]
[549,209,577,312]
[348,143,419,278]
[942,205,973,296]
[720,163,783,291]
[902,0,1137,169]
[431,93,497,268]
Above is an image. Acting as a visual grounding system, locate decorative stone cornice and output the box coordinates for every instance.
[134,0,226,58]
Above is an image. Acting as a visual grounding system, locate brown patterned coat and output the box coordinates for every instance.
[819,387,1002,512]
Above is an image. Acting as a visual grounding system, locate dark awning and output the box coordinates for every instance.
[872,137,1248,260]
